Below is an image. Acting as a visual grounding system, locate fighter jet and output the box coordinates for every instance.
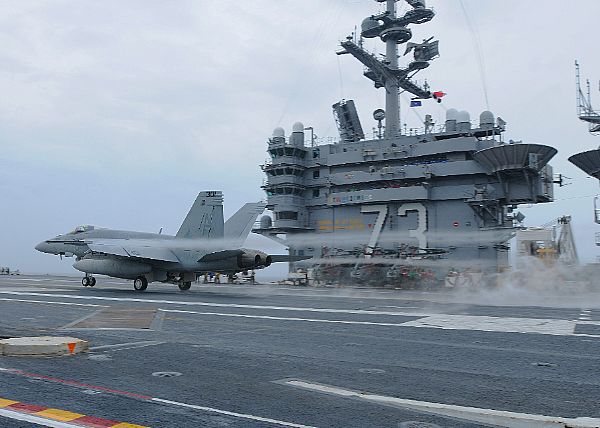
[35,191,300,291]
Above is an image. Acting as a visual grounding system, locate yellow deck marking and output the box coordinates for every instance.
[0,398,18,408]
[35,408,84,421]
[112,423,150,428]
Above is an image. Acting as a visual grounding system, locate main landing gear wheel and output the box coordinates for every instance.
[178,281,191,291]
[133,276,148,292]
[82,276,96,287]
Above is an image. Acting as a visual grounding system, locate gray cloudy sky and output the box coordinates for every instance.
[1,0,600,277]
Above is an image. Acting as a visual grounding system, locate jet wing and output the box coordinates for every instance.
[87,241,180,263]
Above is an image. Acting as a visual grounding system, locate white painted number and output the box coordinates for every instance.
[361,205,388,258]
[398,203,427,249]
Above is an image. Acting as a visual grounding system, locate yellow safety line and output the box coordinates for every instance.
[112,423,150,428]
[35,408,85,422]
[0,398,19,408]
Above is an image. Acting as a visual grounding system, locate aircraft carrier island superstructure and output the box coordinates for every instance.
[254,0,558,286]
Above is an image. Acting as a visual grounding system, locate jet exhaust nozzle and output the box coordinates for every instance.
[237,251,270,269]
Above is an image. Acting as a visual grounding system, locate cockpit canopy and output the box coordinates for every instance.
[68,225,95,235]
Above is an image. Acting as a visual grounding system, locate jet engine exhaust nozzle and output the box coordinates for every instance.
[237,251,270,269]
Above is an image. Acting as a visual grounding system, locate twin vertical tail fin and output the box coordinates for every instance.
[224,202,266,246]
[176,191,224,239]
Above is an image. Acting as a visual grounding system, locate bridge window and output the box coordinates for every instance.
[277,211,298,220]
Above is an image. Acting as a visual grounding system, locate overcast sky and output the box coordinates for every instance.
[1,0,600,277]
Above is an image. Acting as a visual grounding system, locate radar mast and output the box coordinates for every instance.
[337,0,439,137]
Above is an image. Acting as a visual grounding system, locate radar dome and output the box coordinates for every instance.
[479,111,495,127]
[446,109,459,122]
[457,111,471,123]
[272,127,285,138]
[260,215,272,230]
[361,17,380,32]
[456,111,471,132]
[292,122,304,133]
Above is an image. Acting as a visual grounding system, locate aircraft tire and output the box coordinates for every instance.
[178,281,191,291]
[82,277,90,287]
[133,277,148,292]
[90,277,96,287]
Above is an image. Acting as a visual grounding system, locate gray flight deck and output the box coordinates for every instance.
[0,275,598,427]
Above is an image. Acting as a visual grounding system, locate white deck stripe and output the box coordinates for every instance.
[401,314,576,336]
[0,407,79,427]
[160,309,407,327]
[0,291,427,317]
[283,380,600,428]
[152,397,316,428]
[161,309,600,338]
[0,297,106,308]
[1,291,598,338]
[90,341,165,352]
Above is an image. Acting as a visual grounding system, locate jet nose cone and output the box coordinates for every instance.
[35,241,51,253]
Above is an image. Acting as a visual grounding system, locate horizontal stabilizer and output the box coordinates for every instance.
[176,191,224,239]
[269,255,312,263]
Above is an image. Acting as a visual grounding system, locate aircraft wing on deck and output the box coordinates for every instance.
[87,240,180,263]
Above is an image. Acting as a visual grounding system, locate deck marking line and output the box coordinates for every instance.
[0,291,431,317]
[401,314,576,336]
[0,368,153,400]
[282,380,600,428]
[60,309,105,329]
[0,398,18,408]
[0,297,107,307]
[0,408,78,428]
[0,397,148,427]
[90,341,165,352]
[160,309,600,338]
[0,368,311,428]
[35,408,84,422]
[151,397,316,428]
[159,309,407,327]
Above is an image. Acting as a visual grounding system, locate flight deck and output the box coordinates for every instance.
[0,275,598,427]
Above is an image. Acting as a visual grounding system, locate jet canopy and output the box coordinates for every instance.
[69,225,95,234]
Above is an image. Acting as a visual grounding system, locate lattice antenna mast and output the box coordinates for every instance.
[337,0,439,138]
[575,60,600,135]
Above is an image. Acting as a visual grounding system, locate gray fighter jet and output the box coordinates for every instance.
[35,191,299,291]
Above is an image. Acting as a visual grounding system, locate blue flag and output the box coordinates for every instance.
[410,100,422,107]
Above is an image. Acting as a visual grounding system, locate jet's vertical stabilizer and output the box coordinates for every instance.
[176,191,224,239]
[224,202,266,246]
